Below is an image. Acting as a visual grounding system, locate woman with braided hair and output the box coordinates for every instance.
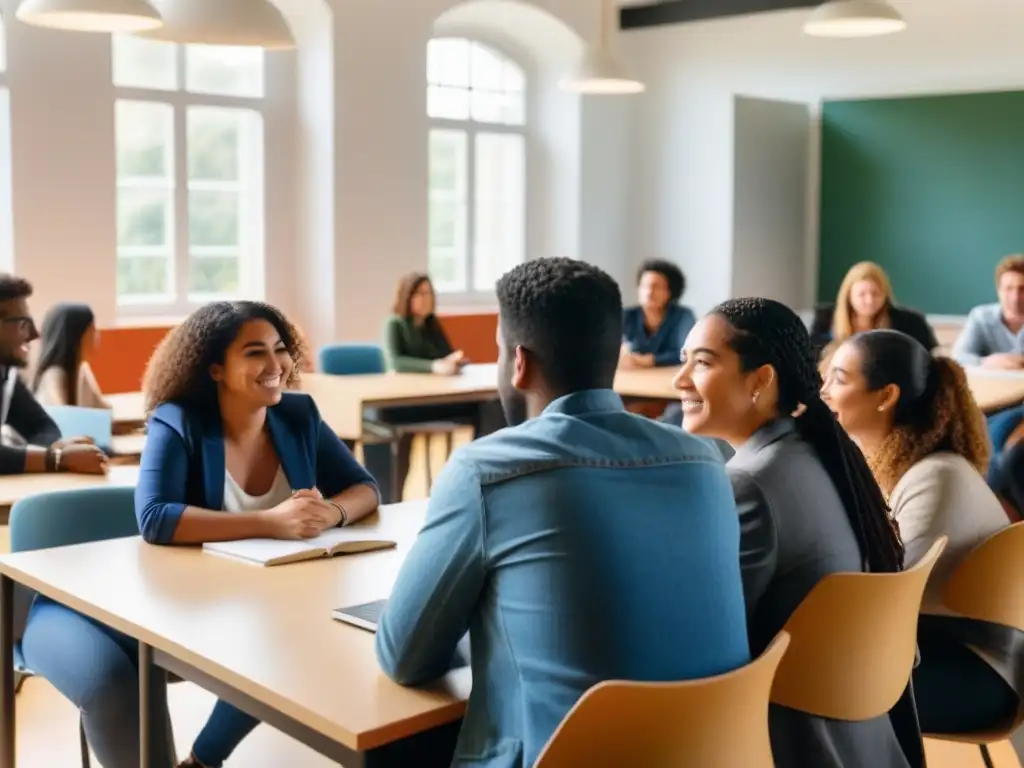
[823,330,1017,735]
[674,297,915,768]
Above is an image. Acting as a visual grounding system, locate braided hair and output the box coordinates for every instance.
[712,298,904,573]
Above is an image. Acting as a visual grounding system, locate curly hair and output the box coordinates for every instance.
[392,272,433,319]
[496,257,622,393]
[712,298,905,574]
[848,330,990,496]
[832,261,894,342]
[636,259,686,305]
[142,301,307,415]
[0,274,32,303]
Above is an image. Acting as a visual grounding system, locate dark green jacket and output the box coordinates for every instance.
[383,315,453,373]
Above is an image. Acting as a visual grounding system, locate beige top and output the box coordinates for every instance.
[889,452,1007,612]
[34,362,110,409]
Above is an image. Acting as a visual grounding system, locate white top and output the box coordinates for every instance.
[35,362,109,409]
[889,452,1008,612]
[223,466,292,513]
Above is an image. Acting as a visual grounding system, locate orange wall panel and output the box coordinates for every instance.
[438,312,498,364]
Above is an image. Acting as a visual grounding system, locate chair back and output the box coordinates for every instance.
[771,536,947,720]
[533,632,789,768]
[318,344,386,376]
[44,405,113,454]
[10,486,139,553]
[942,521,1024,632]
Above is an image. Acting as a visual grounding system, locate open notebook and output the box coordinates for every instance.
[203,527,396,567]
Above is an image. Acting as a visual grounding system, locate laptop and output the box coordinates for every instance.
[44,406,114,454]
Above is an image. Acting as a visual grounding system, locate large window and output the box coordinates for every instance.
[113,36,265,313]
[427,38,526,294]
[0,20,12,273]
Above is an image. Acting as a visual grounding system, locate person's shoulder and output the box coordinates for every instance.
[891,305,928,323]
[900,452,977,488]
[622,305,642,322]
[966,303,1001,322]
[271,391,318,423]
[149,400,188,433]
[383,314,406,329]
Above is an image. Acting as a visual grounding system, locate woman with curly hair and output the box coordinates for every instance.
[822,329,1016,734]
[620,259,696,369]
[21,301,380,768]
[675,298,917,768]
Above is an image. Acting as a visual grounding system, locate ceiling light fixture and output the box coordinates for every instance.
[134,0,294,49]
[803,0,907,38]
[560,0,644,95]
[15,0,163,33]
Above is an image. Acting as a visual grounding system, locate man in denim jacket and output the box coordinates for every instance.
[377,258,750,768]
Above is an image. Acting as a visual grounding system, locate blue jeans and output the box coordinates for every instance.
[988,405,1024,454]
[21,598,258,768]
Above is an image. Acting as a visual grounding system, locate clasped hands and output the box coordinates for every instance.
[257,488,342,540]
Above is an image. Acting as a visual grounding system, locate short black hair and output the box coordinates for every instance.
[636,259,686,304]
[0,274,32,304]
[496,258,622,393]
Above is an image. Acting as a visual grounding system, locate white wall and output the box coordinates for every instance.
[730,96,809,307]
[0,0,632,355]
[621,0,1024,314]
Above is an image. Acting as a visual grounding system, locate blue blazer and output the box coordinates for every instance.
[136,392,378,544]
[622,304,697,367]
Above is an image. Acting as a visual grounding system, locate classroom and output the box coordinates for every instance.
[1,0,1024,766]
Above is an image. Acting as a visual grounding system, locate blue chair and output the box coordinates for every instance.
[42,406,114,455]
[317,343,464,500]
[10,486,144,768]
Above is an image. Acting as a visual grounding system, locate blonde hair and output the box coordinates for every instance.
[995,254,1024,286]
[832,261,895,342]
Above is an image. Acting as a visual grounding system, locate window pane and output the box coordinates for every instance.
[472,91,524,125]
[427,85,470,121]
[470,43,504,92]
[190,254,240,295]
[189,190,239,247]
[0,17,7,73]
[503,62,524,93]
[427,38,469,87]
[116,101,173,179]
[118,188,171,247]
[112,35,177,91]
[118,255,170,297]
[429,129,468,292]
[429,129,467,195]
[188,107,242,182]
[473,133,525,292]
[186,45,263,97]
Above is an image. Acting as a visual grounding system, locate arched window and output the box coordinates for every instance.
[427,38,526,294]
[112,36,265,315]
[0,19,13,272]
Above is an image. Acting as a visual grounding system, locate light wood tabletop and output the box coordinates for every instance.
[108,392,146,433]
[962,369,1024,414]
[0,464,140,510]
[0,501,468,760]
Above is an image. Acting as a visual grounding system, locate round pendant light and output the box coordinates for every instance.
[560,0,644,95]
[15,0,163,33]
[134,0,294,50]
[803,1,907,38]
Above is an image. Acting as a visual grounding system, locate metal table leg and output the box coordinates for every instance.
[0,575,14,768]
[138,641,167,768]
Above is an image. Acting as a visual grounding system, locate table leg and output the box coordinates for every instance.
[0,575,14,768]
[138,641,167,768]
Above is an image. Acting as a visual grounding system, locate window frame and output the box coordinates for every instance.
[114,42,266,318]
[0,21,13,273]
[427,37,528,302]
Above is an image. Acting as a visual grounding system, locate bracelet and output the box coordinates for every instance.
[329,500,348,526]
[45,447,61,472]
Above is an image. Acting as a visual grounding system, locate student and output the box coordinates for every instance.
[811,261,937,360]
[376,259,750,768]
[620,259,696,369]
[22,301,379,768]
[675,298,917,768]
[0,275,105,474]
[952,255,1024,459]
[822,330,1017,734]
[375,272,487,501]
[32,302,110,408]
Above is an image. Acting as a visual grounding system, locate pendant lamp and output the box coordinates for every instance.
[15,0,163,33]
[559,0,644,95]
[134,0,294,49]
[803,0,907,38]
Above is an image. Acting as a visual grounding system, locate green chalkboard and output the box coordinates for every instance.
[818,90,1024,314]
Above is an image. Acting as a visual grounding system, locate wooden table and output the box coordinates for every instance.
[108,392,146,434]
[0,501,468,768]
[0,465,140,523]
[963,369,1024,414]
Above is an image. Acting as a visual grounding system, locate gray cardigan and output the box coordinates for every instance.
[728,419,916,768]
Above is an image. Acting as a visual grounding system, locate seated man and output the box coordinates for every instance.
[953,255,1024,462]
[0,274,105,475]
[376,258,750,768]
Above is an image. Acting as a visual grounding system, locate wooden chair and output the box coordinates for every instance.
[771,536,947,720]
[533,631,790,768]
[925,522,1024,766]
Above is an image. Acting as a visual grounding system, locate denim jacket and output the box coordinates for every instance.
[376,389,750,768]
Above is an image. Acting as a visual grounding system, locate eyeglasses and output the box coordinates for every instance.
[0,316,36,335]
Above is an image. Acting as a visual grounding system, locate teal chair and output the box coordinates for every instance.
[318,342,465,500]
[10,486,142,768]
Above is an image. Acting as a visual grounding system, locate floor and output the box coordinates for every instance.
[5,431,1023,766]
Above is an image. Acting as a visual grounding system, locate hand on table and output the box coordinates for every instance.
[981,353,1024,370]
[259,490,339,539]
[59,443,108,475]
